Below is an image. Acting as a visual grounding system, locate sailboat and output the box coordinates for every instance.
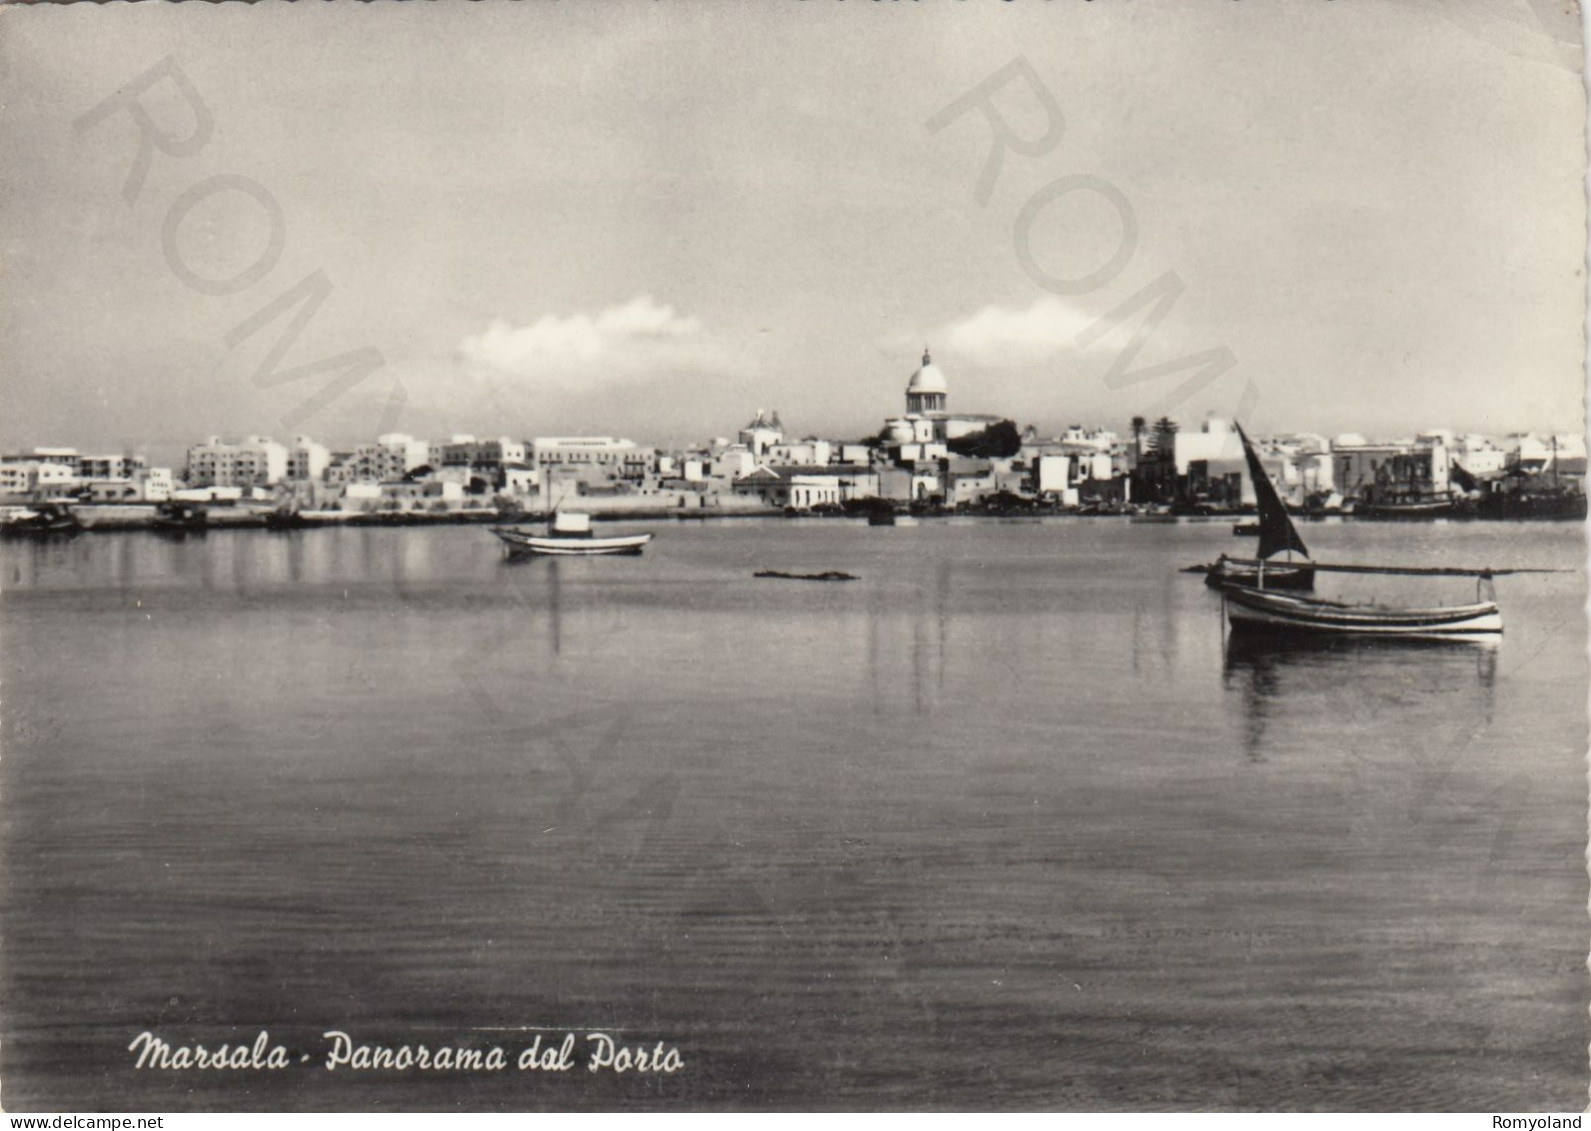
[1194,429,1573,639]
[1206,532,1568,639]
[1204,424,1315,590]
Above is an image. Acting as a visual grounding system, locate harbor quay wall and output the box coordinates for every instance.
[24,493,786,532]
[12,496,1579,534]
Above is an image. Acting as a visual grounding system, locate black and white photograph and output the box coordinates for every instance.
[1,0,1587,1114]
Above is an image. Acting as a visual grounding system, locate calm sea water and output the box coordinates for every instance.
[2,518,1586,1111]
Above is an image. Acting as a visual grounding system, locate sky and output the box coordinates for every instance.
[1,0,1585,461]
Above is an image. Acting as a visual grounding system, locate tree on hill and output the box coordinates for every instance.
[947,420,1022,459]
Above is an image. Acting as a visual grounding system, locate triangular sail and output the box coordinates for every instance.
[1235,422,1309,561]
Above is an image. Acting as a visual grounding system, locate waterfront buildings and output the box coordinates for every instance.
[3,348,1583,515]
[0,447,167,503]
[0,459,77,497]
[532,437,653,484]
[440,436,528,475]
[185,436,289,489]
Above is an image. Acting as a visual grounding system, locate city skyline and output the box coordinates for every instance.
[7,391,1588,479]
[3,2,1585,458]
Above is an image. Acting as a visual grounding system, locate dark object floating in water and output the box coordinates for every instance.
[754,570,858,582]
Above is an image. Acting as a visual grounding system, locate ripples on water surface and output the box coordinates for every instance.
[2,519,1585,1110]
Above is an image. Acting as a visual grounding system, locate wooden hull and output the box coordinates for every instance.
[1205,558,1315,591]
[1224,586,1502,639]
[1,507,82,537]
[0,520,81,538]
[1475,492,1587,520]
[1354,500,1459,519]
[491,527,652,556]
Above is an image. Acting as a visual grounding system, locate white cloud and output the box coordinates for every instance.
[459,296,715,388]
[941,296,1099,365]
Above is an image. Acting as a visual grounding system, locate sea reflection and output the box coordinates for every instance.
[1222,633,1498,762]
[1,519,1585,1111]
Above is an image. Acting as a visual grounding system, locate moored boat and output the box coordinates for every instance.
[1222,583,1502,640]
[1353,497,1461,519]
[491,511,652,556]
[264,508,310,530]
[1474,488,1587,521]
[1205,423,1315,590]
[152,501,209,533]
[1205,554,1316,590]
[0,502,81,537]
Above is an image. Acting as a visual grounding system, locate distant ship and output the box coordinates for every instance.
[1468,441,1586,520]
[1474,491,1587,521]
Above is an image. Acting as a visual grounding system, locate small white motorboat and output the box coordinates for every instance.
[490,511,652,557]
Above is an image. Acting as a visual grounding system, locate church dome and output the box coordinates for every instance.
[906,349,948,395]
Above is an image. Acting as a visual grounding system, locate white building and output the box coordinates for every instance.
[186,436,289,488]
[710,445,757,481]
[379,434,433,472]
[1453,435,1507,476]
[2,447,81,475]
[440,436,527,470]
[350,434,432,482]
[533,437,638,479]
[0,460,77,497]
[137,468,174,501]
[765,439,833,467]
[738,411,785,456]
[1171,417,1243,475]
[1036,454,1071,494]
[896,440,948,463]
[288,436,330,482]
[1057,426,1118,452]
[77,453,146,481]
[786,475,843,510]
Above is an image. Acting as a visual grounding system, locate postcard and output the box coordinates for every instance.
[1,0,1585,1113]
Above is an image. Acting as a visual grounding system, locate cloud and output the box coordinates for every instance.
[458,296,716,389]
[940,296,1098,365]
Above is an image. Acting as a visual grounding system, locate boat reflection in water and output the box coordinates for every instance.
[1221,632,1497,763]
